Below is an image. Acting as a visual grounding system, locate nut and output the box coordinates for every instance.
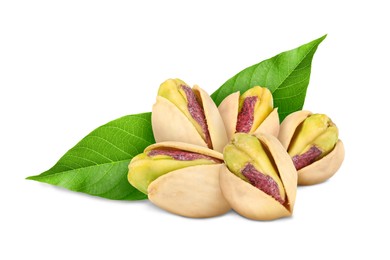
[152,79,228,152]
[218,86,279,140]
[219,133,297,220]
[128,141,230,218]
[278,111,345,185]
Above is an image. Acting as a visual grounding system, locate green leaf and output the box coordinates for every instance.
[211,35,326,121]
[27,112,154,200]
[28,35,325,201]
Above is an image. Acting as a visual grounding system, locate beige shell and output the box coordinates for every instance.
[152,85,228,153]
[218,91,280,140]
[219,134,297,220]
[253,108,279,138]
[148,164,231,218]
[278,110,312,147]
[278,110,345,185]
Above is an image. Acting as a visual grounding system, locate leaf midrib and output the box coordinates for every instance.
[27,159,130,180]
[269,39,321,94]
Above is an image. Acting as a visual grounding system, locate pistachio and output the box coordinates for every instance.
[279,111,345,185]
[128,145,220,194]
[220,133,297,220]
[218,86,279,140]
[152,79,228,152]
[128,142,230,218]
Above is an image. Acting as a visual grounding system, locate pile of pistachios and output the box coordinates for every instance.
[127,79,345,220]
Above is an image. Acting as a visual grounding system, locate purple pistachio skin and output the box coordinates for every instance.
[292,146,322,170]
[181,85,212,148]
[148,149,222,163]
[236,96,258,133]
[242,163,284,204]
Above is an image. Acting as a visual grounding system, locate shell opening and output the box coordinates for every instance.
[148,149,222,163]
[241,163,285,204]
[181,85,212,149]
[258,138,291,210]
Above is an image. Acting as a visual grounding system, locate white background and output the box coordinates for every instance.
[1,1,389,259]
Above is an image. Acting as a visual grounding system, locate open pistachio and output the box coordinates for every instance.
[278,111,345,185]
[219,133,297,220]
[128,141,230,218]
[152,79,228,153]
[218,86,279,140]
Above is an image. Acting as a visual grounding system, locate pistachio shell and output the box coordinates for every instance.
[298,140,345,185]
[218,92,239,141]
[152,96,206,148]
[148,164,231,218]
[278,110,312,148]
[218,92,279,139]
[128,141,224,194]
[192,85,228,152]
[152,85,228,153]
[278,110,344,185]
[219,134,297,220]
[220,166,290,220]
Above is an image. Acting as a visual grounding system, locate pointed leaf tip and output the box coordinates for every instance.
[211,36,326,121]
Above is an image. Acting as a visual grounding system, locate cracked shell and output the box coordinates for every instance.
[278,110,345,185]
[152,79,228,153]
[148,164,230,218]
[218,88,279,141]
[219,134,297,220]
[128,141,231,218]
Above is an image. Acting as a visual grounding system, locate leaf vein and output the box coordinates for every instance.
[103,125,153,147]
[77,163,115,192]
[274,87,307,101]
[274,44,318,93]
[274,75,310,91]
[31,160,130,179]
[62,154,99,165]
[72,146,114,162]
[88,135,132,156]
